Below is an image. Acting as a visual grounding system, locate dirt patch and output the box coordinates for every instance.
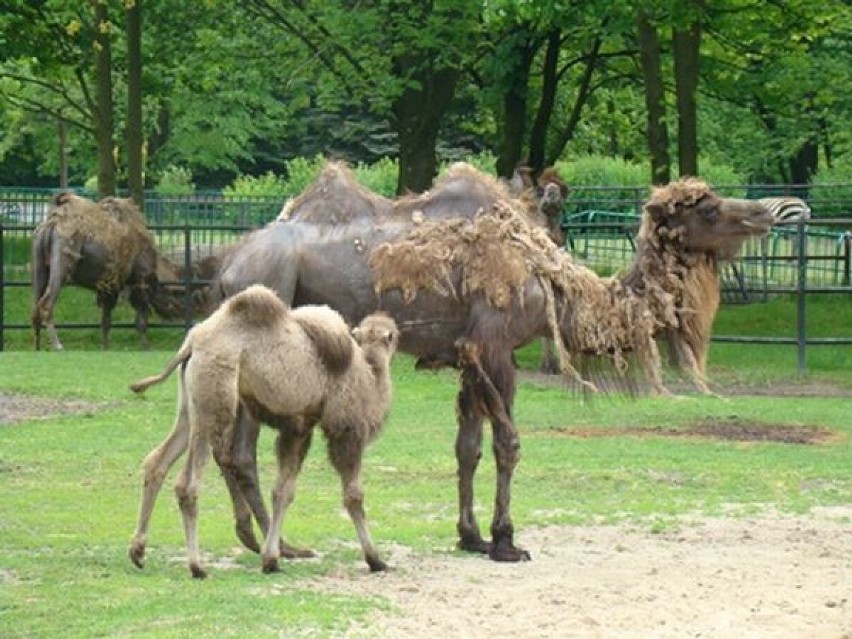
[306,509,852,639]
[549,416,837,445]
[0,393,103,426]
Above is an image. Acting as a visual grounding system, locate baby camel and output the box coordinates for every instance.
[128,284,399,578]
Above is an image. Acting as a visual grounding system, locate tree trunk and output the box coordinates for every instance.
[547,37,601,167]
[495,32,537,179]
[527,30,560,177]
[391,67,459,194]
[789,137,818,198]
[93,0,115,198]
[673,19,701,178]
[126,0,144,209]
[57,117,68,189]
[636,11,670,185]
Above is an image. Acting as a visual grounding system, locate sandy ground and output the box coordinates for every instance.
[308,509,852,639]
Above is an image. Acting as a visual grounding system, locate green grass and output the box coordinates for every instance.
[1,339,852,636]
[1,282,851,635]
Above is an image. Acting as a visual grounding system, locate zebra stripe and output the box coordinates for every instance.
[757,197,811,225]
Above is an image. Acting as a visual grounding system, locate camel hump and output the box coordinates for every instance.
[224,284,290,327]
[292,305,354,375]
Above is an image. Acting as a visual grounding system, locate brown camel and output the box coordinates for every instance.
[31,193,184,350]
[128,285,399,578]
[621,178,776,393]
[193,163,772,564]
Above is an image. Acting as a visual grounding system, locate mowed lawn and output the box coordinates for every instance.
[1,291,851,637]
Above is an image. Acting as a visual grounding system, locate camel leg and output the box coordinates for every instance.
[129,286,151,350]
[455,374,488,554]
[129,380,190,568]
[328,432,387,572]
[457,339,529,562]
[224,409,315,559]
[97,292,118,350]
[261,426,314,573]
[539,337,560,374]
[174,407,213,579]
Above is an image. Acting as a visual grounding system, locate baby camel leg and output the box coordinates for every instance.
[328,433,386,572]
[261,425,314,573]
[174,423,212,579]
[224,409,315,559]
[129,382,190,568]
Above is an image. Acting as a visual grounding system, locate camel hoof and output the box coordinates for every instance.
[489,540,531,563]
[457,536,491,555]
[262,557,280,574]
[367,557,388,572]
[190,564,207,579]
[128,545,145,569]
[235,522,261,554]
[280,540,315,559]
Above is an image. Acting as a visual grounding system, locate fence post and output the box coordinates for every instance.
[183,223,193,334]
[796,218,808,376]
[843,231,852,287]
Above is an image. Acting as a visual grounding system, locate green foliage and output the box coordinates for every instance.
[353,157,398,198]
[281,155,327,197]
[222,171,289,198]
[811,159,852,216]
[154,165,196,196]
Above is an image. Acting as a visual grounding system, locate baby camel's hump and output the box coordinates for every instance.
[183,284,355,422]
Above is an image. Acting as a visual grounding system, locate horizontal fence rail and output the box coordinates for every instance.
[2,188,851,374]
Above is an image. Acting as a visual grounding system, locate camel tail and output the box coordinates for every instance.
[30,224,61,350]
[129,337,193,394]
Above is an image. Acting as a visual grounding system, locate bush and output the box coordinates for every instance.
[811,161,852,217]
[223,172,289,198]
[282,155,327,196]
[353,157,398,198]
[155,165,196,196]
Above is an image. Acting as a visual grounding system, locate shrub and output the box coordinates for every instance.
[155,165,196,196]
[353,157,398,198]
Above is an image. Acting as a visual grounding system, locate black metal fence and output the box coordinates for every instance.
[2,188,851,373]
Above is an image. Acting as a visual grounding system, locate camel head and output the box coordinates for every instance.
[352,312,399,355]
[641,177,773,260]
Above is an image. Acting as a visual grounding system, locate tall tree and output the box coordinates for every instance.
[636,9,670,184]
[92,0,115,197]
[125,0,143,206]
[242,0,477,194]
[493,27,539,179]
[672,3,701,178]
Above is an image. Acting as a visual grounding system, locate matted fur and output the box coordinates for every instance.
[41,192,154,291]
[371,203,660,383]
[619,176,773,391]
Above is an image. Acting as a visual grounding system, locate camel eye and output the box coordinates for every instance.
[699,204,718,223]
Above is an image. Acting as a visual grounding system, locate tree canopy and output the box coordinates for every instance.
[1,0,849,192]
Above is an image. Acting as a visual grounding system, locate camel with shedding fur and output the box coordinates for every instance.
[620,178,774,393]
[201,164,773,564]
[128,284,399,578]
[31,192,184,350]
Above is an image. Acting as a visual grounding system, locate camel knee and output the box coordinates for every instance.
[343,484,365,511]
[174,483,198,515]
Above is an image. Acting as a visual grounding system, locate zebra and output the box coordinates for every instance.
[757,196,811,225]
